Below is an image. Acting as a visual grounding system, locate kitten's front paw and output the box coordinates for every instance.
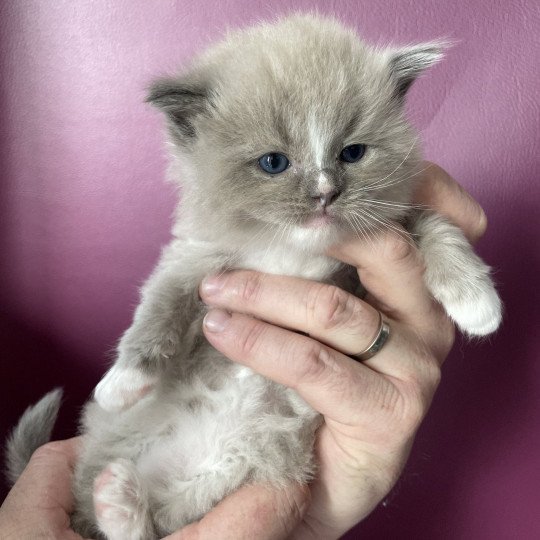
[94,365,158,412]
[94,459,152,540]
[445,284,502,337]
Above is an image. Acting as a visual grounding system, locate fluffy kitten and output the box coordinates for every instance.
[6,14,502,539]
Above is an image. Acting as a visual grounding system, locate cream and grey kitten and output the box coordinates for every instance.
[6,14,502,539]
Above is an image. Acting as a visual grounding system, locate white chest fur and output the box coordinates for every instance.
[239,241,340,280]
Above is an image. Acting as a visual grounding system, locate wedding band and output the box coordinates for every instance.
[351,311,390,361]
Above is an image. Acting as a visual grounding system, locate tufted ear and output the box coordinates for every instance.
[387,41,446,100]
[146,77,209,142]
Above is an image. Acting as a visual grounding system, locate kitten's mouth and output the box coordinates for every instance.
[303,209,336,229]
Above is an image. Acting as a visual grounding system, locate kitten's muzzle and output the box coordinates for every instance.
[308,168,344,209]
[311,187,341,208]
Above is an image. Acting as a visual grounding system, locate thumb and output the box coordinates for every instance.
[163,482,310,540]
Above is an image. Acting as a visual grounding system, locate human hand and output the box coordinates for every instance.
[0,437,307,540]
[195,162,487,539]
[0,438,86,540]
[414,161,487,244]
[0,163,485,540]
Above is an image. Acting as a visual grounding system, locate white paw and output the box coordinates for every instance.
[445,285,502,337]
[94,365,158,412]
[93,459,151,540]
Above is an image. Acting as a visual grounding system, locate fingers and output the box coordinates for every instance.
[200,272,381,357]
[19,438,81,512]
[328,229,447,340]
[202,309,406,424]
[164,482,309,540]
[414,162,487,243]
[202,307,442,445]
[31,437,82,470]
[0,437,83,537]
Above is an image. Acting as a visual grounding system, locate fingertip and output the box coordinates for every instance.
[414,162,488,244]
[470,205,488,243]
[203,308,232,333]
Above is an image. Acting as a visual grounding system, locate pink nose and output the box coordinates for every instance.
[312,188,341,208]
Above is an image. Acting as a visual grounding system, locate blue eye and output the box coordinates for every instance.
[258,153,289,174]
[339,144,366,163]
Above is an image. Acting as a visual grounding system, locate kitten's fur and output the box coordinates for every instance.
[6,14,501,539]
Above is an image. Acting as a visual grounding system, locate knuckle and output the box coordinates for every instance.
[457,182,488,241]
[472,205,488,240]
[424,361,442,390]
[408,347,437,393]
[32,441,67,461]
[236,271,264,304]
[237,319,266,357]
[400,382,431,429]
[382,232,415,265]
[400,380,438,430]
[426,306,456,359]
[278,484,311,531]
[309,284,358,332]
[402,342,441,397]
[293,343,334,387]
[376,379,405,415]
[401,396,426,430]
[438,316,456,356]
[305,282,330,318]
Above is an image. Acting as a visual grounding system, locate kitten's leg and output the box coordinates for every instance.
[411,211,502,336]
[93,459,156,540]
[95,262,202,412]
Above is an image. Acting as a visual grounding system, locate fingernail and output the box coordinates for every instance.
[203,309,231,332]
[201,275,225,296]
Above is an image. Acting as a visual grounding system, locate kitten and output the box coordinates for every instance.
[6,14,502,539]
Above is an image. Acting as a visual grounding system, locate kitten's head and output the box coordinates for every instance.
[148,14,444,252]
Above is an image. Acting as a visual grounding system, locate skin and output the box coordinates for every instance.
[0,163,487,539]
[0,438,86,540]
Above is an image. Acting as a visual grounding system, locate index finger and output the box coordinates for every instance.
[414,162,487,243]
[328,230,446,338]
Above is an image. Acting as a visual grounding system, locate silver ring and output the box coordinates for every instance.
[351,311,391,361]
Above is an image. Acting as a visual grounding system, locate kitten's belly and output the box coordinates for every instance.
[135,365,315,486]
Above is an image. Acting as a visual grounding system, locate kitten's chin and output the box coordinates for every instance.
[288,221,343,253]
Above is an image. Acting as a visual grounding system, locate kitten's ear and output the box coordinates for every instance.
[387,41,447,100]
[146,77,209,142]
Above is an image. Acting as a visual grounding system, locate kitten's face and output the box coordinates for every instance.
[149,15,443,252]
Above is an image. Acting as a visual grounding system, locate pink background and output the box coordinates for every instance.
[1,1,539,538]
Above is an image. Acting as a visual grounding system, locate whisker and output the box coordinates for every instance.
[361,138,419,190]
[361,162,434,193]
[353,212,378,252]
[347,212,377,252]
[350,209,417,246]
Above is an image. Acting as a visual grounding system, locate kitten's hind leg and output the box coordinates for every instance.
[93,459,156,540]
[411,211,502,336]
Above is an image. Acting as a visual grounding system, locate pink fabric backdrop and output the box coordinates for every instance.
[1,1,539,538]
